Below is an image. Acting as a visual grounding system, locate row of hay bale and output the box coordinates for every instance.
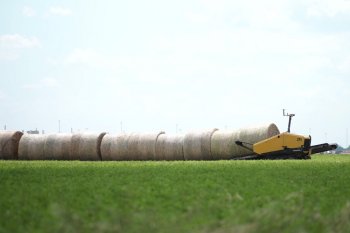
[100,123,280,160]
[0,123,280,160]
[19,133,106,160]
[0,132,106,160]
[101,132,165,160]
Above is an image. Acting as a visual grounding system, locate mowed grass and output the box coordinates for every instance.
[1,155,350,233]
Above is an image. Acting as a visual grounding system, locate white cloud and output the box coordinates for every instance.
[0,34,40,49]
[22,78,60,89]
[0,90,5,100]
[49,6,72,16]
[22,6,36,17]
[189,0,350,31]
[337,56,350,73]
[188,0,300,31]
[306,0,350,17]
[0,34,40,61]
[65,48,120,70]
[0,51,19,61]
[185,11,209,24]
[41,78,60,87]
[46,58,59,66]
[65,48,99,64]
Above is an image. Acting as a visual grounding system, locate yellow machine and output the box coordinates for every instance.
[235,110,337,159]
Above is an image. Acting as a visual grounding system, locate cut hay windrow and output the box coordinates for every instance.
[183,128,218,160]
[18,134,46,160]
[155,134,184,160]
[0,131,23,160]
[71,132,106,161]
[211,123,280,159]
[43,134,72,160]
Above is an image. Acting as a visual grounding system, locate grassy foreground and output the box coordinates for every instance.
[1,155,350,233]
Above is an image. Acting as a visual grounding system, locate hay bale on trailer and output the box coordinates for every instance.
[211,123,280,159]
[0,131,23,160]
[183,128,218,160]
[155,134,184,160]
[127,132,165,160]
[101,133,130,161]
[18,134,46,160]
[71,132,106,161]
[43,134,72,160]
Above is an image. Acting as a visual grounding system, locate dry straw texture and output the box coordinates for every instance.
[18,134,46,160]
[155,134,184,160]
[101,133,130,161]
[0,131,23,160]
[43,134,72,160]
[211,123,280,159]
[101,132,165,161]
[71,133,106,161]
[183,128,218,160]
[127,132,165,160]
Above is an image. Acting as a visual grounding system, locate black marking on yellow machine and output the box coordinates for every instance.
[234,109,337,160]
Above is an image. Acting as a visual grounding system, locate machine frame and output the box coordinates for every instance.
[234,110,337,160]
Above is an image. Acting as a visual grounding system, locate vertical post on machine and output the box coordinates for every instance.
[283,109,295,133]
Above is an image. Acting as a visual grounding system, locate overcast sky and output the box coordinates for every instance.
[1,0,349,146]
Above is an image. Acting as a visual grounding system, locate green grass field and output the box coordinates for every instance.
[1,155,350,233]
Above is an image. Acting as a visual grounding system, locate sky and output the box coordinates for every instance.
[0,0,350,147]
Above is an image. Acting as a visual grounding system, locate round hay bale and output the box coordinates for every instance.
[18,134,46,160]
[0,131,23,160]
[43,134,72,160]
[211,123,280,159]
[155,134,184,160]
[126,132,165,160]
[71,132,106,161]
[183,128,218,160]
[70,134,81,160]
[100,134,113,161]
[100,133,130,161]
